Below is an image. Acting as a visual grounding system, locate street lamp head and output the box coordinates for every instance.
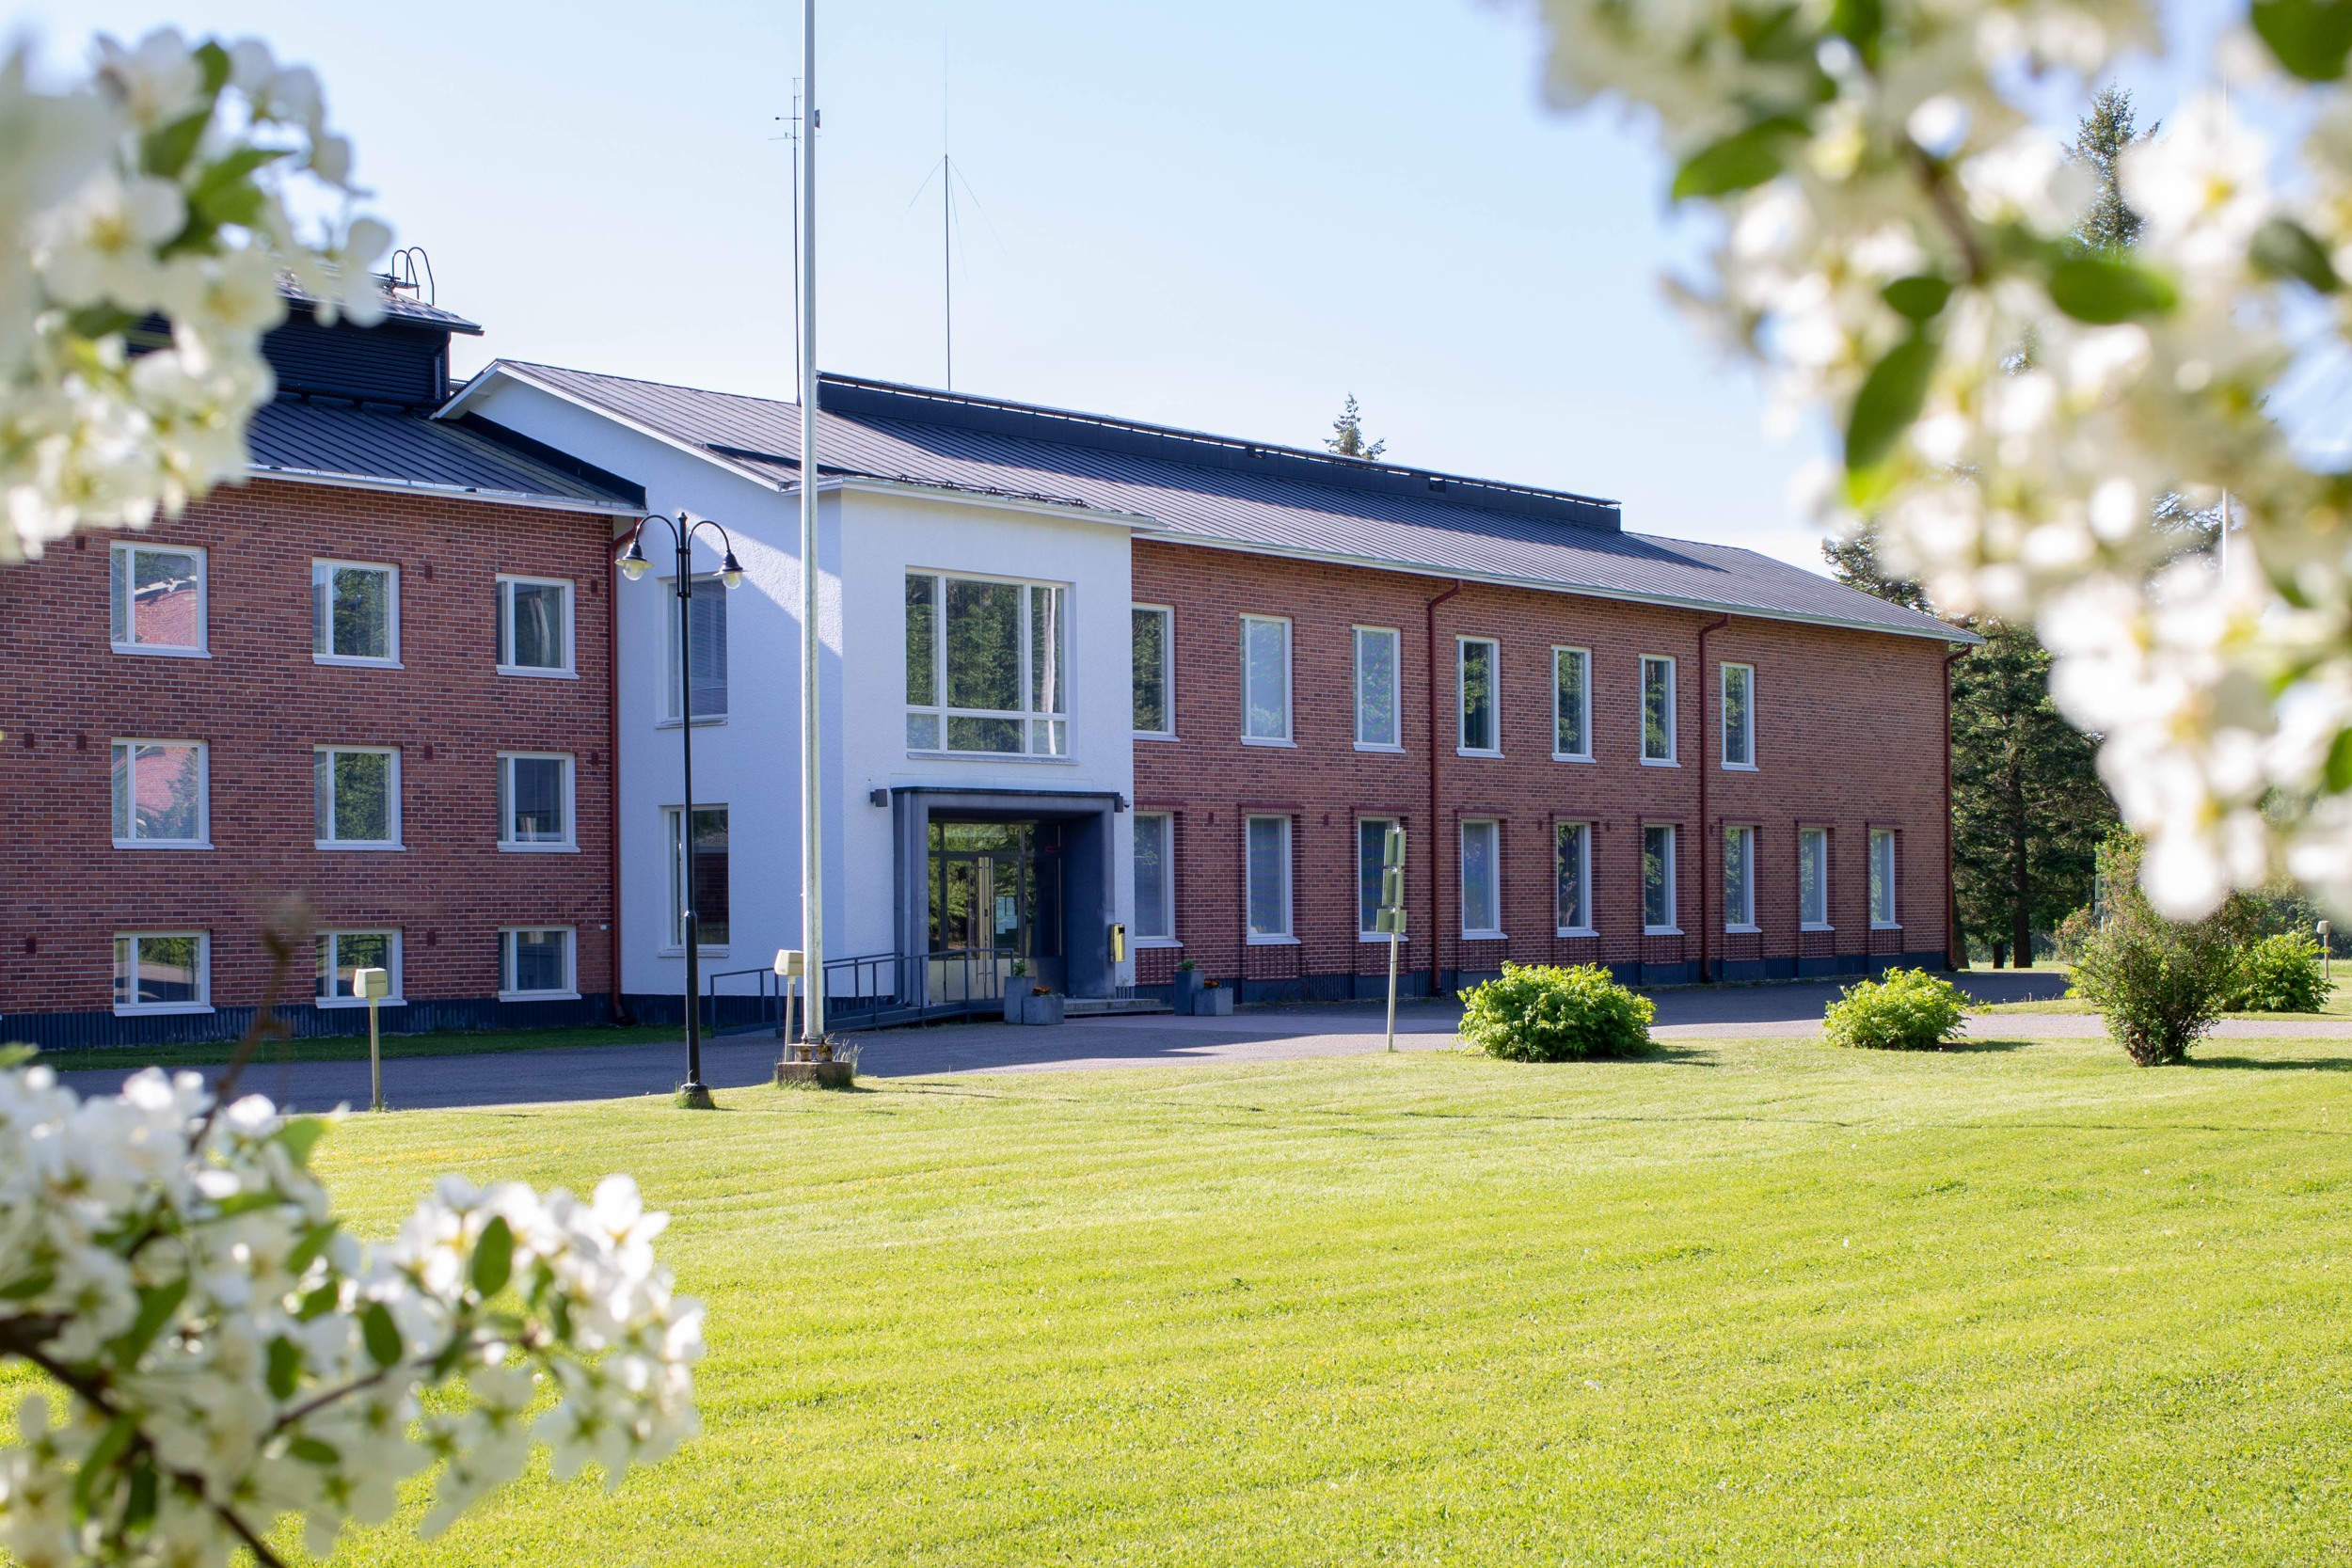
[720,549,746,590]
[618,533,651,581]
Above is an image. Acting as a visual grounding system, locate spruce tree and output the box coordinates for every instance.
[1326,394,1386,460]
[2072,86,2152,252]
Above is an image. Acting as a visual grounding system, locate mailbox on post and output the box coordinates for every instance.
[353,966,389,1113]
[773,949,805,1044]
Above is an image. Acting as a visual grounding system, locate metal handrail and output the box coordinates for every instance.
[699,950,1021,1035]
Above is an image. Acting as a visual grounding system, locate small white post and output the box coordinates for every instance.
[1381,827,1407,1053]
[773,948,804,1057]
[354,967,389,1113]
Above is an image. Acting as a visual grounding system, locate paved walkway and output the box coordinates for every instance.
[49,971,2351,1113]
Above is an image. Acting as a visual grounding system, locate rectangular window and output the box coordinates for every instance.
[1355,627,1400,749]
[1871,829,1899,927]
[903,572,1070,755]
[316,930,400,1005]
[1461,819,1502,937]
[498,753,574,848]
[1359,816,1400,937]
[1725,825,1757,930]
[313,747,400,848]
[1722,662,1756,768]
[1246,815,1292,940]
[501,928,575,999]
[1553,647,1590,759]
[665,575,729,721]
[312,561,398,664]
[113,932,209,1013]
[664,805,730,948]
[1556,822,1593,934]
[498,576,573,674]
[1643,824,1677,933]
[1800,828,1831,928]
[1242,616,1291,743]
[109,543,206,654]
[109,740,208,847]
[1457,638,1499,754]
[1133,606,1172,736]
[1133,812,1174,941]
[1641,656,1676,764]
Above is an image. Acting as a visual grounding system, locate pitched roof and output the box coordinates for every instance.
[467,361,1971,642]
[247,398,639,512]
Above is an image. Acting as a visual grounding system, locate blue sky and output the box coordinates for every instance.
[16,1,2231,567]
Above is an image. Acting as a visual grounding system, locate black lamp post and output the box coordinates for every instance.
[619,510,745,1110]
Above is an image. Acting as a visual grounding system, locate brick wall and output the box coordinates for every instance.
[0,478,616,1028]
[1130,539,1956,996]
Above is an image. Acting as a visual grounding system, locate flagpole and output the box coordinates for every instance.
[798,0,827,1041]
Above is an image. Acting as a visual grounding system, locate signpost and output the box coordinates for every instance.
[1376,828,1407,1053]
[353,966,389,1112]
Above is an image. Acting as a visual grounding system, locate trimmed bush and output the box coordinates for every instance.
[2220,932,2328,1013]
[2070,832,2263,1065]
[1822,967,1969,1051]
[1458,962,1654,1062]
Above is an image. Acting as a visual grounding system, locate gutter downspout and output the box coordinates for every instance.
[1945,643,1970,971]
[1426,579,1464,1002]
[1695,615,1729,983]
[606,530,630,1024]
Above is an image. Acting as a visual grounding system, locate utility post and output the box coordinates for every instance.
[354,966,389,1112]
[1377,827,1408,1053]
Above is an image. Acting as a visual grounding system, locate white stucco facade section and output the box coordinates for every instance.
[449,375,847,1005]
[836,485,1137,975]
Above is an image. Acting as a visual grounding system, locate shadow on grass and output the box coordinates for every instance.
[1946,1037,2042,1053]
[2187,1053,2352,1072]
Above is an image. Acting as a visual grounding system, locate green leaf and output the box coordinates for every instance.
[123,1457,157,1531]
[2322,726,2352,793]
[138,108,214,181]
[72,1414,136,1520]
[267,1335,303,1400]
[109,1277,189,1364]
[0,1044,37,1069]
[2047,256,2178,324]
[212,1189,284,1217]
[1829,0,1884,60]
[471,1214,515,1299]
[361,1300,403,1370]
[286,1221,339,1276]
[2252,0,2352,81]
[288,1436,342,1466]
[1671,118,1808,201]
[2249,215,2343,293]
[1882,275,1953,323]
[1843,331,1940,474]
[297,1282,340,1322]
[275,1117,329,1168]
[193,40,233,97]
[0,1271,56,1301]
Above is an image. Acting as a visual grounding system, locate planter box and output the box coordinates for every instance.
[1171,970,1202,1014]
[1191,986,1233,1017]
[1003,990,1027,1023]
[1017,993,1065,1026]
[774,1060,854,1088]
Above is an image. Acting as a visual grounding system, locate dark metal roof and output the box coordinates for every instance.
[278,278,483,335]
[246,398,639,511]
[475,361,1973,642]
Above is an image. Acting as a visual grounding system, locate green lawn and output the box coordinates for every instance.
[1975,971,2352,1021]
[231,1030,2352,1566]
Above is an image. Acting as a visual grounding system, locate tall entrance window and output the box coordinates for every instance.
[930,820,1066,972]
[907,573,1070,755]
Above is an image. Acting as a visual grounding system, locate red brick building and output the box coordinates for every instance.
[0,292,640,1046]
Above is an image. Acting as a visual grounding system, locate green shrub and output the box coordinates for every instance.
[2070,832,2263,1065]
[2219,932,2328,1013]
[1821,967,1969,1051]
[1457,963,1654,1062]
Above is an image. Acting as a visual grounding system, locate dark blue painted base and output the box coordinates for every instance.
[1,994,614,1052]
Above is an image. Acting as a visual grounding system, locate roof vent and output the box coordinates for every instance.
[1427,476,1448,493]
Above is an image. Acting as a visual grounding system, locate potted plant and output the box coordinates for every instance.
[1192,975,1233,1017]
[1003,958,1028,1022]
[1171,957,1200,1015]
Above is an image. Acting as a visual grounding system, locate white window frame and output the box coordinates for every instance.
[1724,824,1758,932]
[1457,637,1501,757]
[664,572,730,725]
[1870,828,1900,928]
[662,804,732,955]
[311,559,401,667]
[1244,814,1295,942]
[1358,815,1402,941]
[903,570,1070,757]
[498,752,577,851]
[1722,662,1757,769]
[1552,646,1592,762]
[1240,615,1294,746]
[1460,817,1504,939]
[113,931,212,1016]
[1353,626,1402,752]
[1800,827,1833,930]
[1132,811,1178,944]
[110,739,210,849]
[1641,655,1677,766]
[109,541,208,657]
[315,929,404,1008]
[1643,823,1680,935]
[1555,820,1595,936]
[500,927,579,1001]
[497,574,578,678]
[313,746,402,850]
[1132,604,1174,739]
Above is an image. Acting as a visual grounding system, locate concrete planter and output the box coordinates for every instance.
[1191,985,1233,1017]
[1171,970,1202,1014]
[1003,989,1027,1023]
[774,1060,854,1088]
[1016,992,1065,1026]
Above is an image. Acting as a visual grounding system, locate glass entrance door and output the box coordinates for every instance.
[929,820,1065,993]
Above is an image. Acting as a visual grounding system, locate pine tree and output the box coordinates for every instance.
[2072,86,2153,252]
[1327,393,1386,460]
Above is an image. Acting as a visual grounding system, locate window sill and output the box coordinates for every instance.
[1135,731,1180,743]
[1246,933,1299,945]
[114,840,211,850]
[111,643,209,658]
[499,990,580,1004]
[905,750,1075,765]
[1640,756,1678,768]
[1461,929,1507,942]
[499,665,580,680]
[1455,748,1502,760]
[499,842,580,853]
[1551,752,1594,764]
[315,841,405,852]
[1134,937,1184,949]
[1722,761,1758,772]
[315,996,406,1009]
[1240,736,1295,748]
[1871,922,1903,931]
[1725,923,1761,935]
[1354,741,1404,753]
[1357,931,1409,943]
[113,1002,214,1018]
[1555,927,1597,939]
[1801,922,1835,932]
[656,947,732,958]
[312,656,403,670]
[656,717,728,729]
[1644,926,1683,937]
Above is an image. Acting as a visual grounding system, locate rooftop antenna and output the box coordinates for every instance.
[905,36,1006,391]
